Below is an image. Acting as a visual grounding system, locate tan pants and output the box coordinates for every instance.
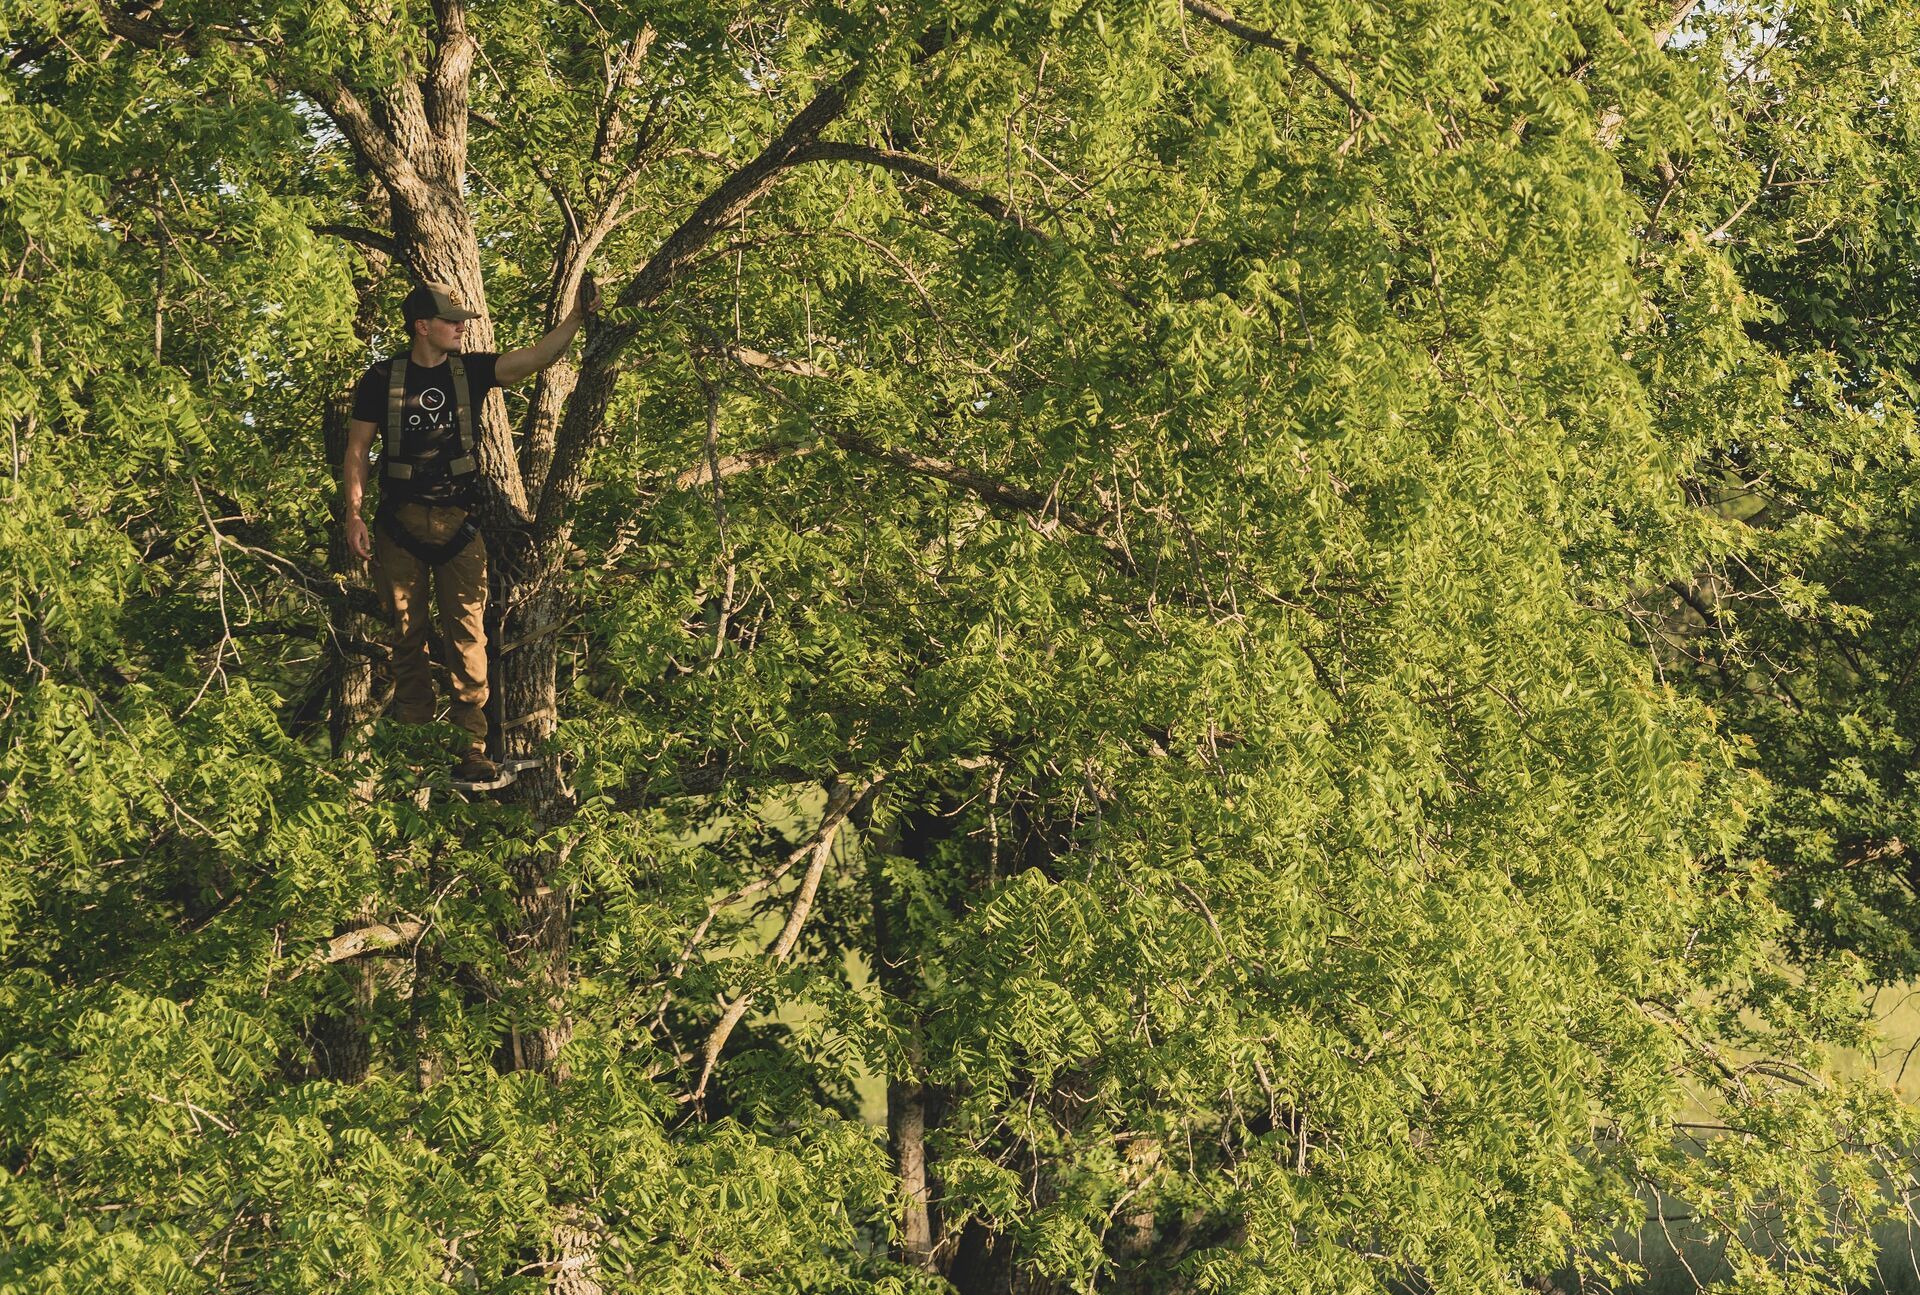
[373,502,489,750]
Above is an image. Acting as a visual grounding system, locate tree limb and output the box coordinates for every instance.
[719,344,832,379]
[589,23,658,172]
[313,223,404,262]
[314,79,430,212]
[689,774,882,1106]
[534,60,872,542]
[322,919,426,963]
[793,141,1045,237]
[650,803,861,1034]
[670,439,821,492]
[424,0,475,143]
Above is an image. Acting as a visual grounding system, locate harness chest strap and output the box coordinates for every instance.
[384,355,407,475]
[447,354,475,458]
[382,355,478,482]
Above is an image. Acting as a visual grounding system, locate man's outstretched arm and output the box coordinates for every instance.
[495,277,603,385]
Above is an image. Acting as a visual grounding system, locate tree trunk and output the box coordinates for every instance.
[870,822,935,1269]
[946,1220,1014,1295]
[352,124,580,1076]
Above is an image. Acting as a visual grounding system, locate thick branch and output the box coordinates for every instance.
[424,0,475,142]
[690,775,880,1105]
[609,63,868,320]
[322,919,425,963]
[1182,0,1373,123]
[313,223,404,262]
[94,1,429,205]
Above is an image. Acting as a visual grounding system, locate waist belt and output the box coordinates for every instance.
[376,498,479,567]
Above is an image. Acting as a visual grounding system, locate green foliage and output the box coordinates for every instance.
[3,0,1917,1292]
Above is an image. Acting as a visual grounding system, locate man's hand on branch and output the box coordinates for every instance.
[577,273,602,318]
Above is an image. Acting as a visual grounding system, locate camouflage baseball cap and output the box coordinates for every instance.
[402,282,482,324]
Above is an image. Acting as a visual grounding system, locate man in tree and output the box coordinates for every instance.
[342,278,600,783]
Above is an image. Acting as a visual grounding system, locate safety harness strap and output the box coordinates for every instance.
[384,357,409,477]
[380,354,479,486]
[448,354,475,456]
[376,497,479,567]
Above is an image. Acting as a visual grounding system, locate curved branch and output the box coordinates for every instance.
[793,141,1045,237]
[1181,0,1373,123]
[312,223,403,262]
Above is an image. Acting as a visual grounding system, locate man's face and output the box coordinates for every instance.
[415,316,467,350]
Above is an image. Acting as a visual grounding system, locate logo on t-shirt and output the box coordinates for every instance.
[420,387,446,412]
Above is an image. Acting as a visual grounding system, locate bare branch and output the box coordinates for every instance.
[720,344,831,379]
[649,802,861,1034]
[671,439,820,492]
[207,522,386,619]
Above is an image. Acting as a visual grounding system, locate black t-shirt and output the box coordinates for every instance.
[351,352,500,505]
